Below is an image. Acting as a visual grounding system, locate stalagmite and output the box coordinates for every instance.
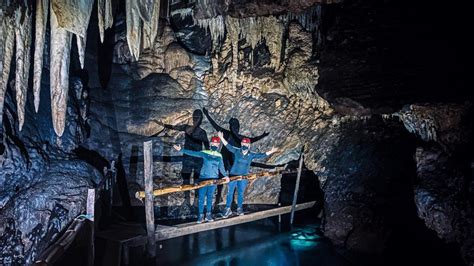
[98,0,113,43]
[0,13,15,129]
[33,0,49,113]
[14,5,33,131]
[125,0,143,60]
[50,4,73,137]
[141,1,160,50]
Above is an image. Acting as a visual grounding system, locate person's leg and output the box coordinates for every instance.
[226,181,237,209]
[206,184,217,213]
[197,185,206,222]
[236,179,248,215]
[205,184,217,221]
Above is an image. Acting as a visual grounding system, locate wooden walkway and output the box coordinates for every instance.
[154,201,316,241]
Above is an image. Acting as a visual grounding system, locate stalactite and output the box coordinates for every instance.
[0,13,15,130]
[237,16,284,69]
[33,0,49,113]
[225,16,239,88]
[98,0,114,43]
[194,15,225,48]
[50,4,73,137]
[285,5,320,32]
[14,5,33,131]
[196,15,285,70]
[125,0,142,60]
[141,1,160,50]
[171,8,193,19]
[51,0,93,81]
[137,0,153,22]
[76,34,86,69]
[51,0,94,37]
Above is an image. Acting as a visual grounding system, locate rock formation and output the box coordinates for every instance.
[0,0,472,264]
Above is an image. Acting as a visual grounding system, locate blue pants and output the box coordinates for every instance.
[226,179,248,209]
[197,180,217,214]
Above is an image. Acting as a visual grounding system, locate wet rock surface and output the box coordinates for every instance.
[0,72,101,264]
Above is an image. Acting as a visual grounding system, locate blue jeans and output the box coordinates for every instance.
[197,180,217,215]
[225,179,248,209]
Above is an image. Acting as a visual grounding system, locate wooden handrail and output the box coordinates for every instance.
[135,169,292,199]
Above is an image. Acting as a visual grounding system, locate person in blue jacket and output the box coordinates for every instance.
[217,131,278,217]
[174,136,229,223]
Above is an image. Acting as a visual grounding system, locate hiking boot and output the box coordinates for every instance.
[222,208,232,218]
[236,207,244,216]
[205,212,214,222]
[196,214,204,224]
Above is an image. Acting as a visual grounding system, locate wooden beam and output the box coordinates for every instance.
[143,140,156,257]
[290,151,304,224]
[135,169,289,199]
[154,201,316,241]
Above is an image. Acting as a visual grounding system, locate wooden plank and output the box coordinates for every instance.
[291,152,304,224]
[154,201,316,241]
[143,140,156,257]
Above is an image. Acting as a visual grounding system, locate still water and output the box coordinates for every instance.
[146,216,350,266]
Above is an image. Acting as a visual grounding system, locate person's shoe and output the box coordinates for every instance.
[205,212,214,222]
[196,214,204,224]
[222,208,232,218]
[236,207,244,216]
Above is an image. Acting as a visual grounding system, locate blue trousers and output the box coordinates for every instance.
[197,181,217,214]
[225,179,248,209]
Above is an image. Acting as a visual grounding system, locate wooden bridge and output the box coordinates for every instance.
[34,140,315,265]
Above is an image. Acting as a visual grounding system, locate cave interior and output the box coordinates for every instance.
[0,0,473,265]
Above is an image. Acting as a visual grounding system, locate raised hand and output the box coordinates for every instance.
[268,147,279,154]
[222,177,230,184]
[173,144,182,151]
[217,131,224,140]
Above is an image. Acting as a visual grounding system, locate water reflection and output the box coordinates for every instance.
[153,221,350,266]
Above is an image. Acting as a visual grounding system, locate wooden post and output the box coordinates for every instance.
[290,150,304,225]
[143,140,156,257]
[86,189,95,266]
[87,189,95,221]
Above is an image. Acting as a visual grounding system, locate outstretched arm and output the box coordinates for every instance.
[253,147,279,159]
[173,144,205,158]
[152,119,187,131]
[249,131,270,143]
[218,131,239,154]
[230,127,269,143]
[203,107,227,133]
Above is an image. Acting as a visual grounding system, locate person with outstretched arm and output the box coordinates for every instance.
[202,107,269,170]
[173,136,229,223]
[217,131,278,217]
